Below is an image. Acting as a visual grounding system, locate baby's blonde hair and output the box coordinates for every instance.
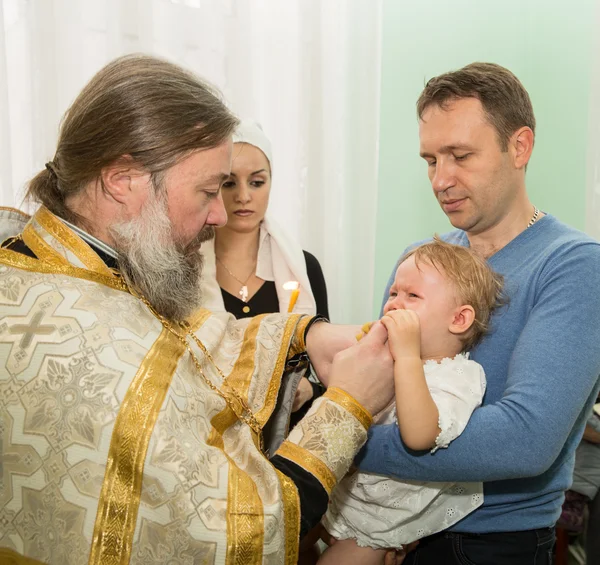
[400,237,505,351]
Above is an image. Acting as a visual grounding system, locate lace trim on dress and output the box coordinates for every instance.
[423,351,469,369]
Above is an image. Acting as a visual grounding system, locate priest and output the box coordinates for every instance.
[0,55,394,565]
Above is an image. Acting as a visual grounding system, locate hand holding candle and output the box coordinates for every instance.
[283,281,300,313]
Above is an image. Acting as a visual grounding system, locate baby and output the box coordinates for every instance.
[319,238,504,565]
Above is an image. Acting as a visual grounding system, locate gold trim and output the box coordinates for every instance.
[206,315,262,470]
[187,308,212,333]
[202,315,281,564]
[287,314,312,358]
[206,407,237,451]
[201,315,263,564]
[323,387,373,430]
[216,315,264,446]
[224,315,263,396]
[0,548,47,565]
[0,248,127,293]
[252,314,312,427]
[206,398,265,565]
[276,441,337,495]
[22,223,69,266]
[208,314,312,442]
[226,465,264,565]
[88,328,186,565]
[35,206,114,276]
[275,470,301,565]
[255,315,301,426]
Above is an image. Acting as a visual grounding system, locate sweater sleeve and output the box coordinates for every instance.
[357,242,600,482]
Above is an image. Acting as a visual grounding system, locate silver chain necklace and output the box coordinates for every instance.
[528,207,540,228]
[216,256,256,302]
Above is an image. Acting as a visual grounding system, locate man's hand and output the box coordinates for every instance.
[305,322,361,386]
[381,309,421,360]
[326,321,394,416]
[384,541,419,565]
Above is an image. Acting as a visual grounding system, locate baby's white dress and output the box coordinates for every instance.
[322,353,486,548]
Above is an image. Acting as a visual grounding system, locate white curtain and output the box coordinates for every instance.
[0,0,382,324]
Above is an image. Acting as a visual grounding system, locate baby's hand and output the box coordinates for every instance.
[380,309,421,360]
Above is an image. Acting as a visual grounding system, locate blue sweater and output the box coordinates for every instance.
[356,215,600,532]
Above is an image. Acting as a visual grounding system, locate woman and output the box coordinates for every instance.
[200,120,329,413]
[201,120,328,320]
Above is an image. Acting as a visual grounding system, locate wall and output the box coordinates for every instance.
[373,0,597,315]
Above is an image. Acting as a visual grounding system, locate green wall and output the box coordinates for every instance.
[373,0,597,316]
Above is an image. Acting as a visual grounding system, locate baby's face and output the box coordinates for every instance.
[384,256,462,358]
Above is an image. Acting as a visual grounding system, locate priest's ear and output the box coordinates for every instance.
[449,304,476,336]
[99,155,152,212]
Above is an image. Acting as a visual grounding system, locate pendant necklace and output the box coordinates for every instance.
[216,257,256,302]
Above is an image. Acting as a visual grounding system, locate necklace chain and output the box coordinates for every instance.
[129,285,264,451]
[216,256,257,303]
[527,206,540,228]
[216,256,256,286]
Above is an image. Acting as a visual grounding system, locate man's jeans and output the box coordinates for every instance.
[403,527,555,565]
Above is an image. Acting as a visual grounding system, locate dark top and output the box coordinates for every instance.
[2,235,330,540]
[221,250,330,320]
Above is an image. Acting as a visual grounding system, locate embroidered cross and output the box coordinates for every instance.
[10,310,56,349]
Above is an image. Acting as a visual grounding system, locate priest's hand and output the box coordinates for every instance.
[326,321,394,416]
[305,322,361,385]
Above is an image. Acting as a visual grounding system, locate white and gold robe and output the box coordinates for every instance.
[0,207,372,565]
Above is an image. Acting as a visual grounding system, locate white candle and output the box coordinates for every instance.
[283,281,300,313]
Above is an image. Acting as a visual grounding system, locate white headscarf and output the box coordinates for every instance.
[233,120,273,165]
[200,120,317,315]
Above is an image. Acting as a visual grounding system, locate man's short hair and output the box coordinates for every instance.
[416,62,535,150]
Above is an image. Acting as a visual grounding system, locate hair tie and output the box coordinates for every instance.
[45,161,58,178]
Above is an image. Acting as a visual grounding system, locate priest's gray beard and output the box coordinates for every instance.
[109,188,214,322]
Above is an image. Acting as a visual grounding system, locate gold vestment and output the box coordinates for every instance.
[0,207,371,565]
